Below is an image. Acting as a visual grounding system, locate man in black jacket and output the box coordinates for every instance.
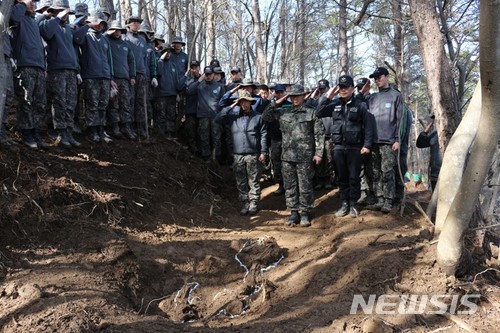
[316,75,373,217]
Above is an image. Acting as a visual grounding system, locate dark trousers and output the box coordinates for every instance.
[334,147,362,202]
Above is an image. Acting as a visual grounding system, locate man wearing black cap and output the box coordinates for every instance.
[226,67,243,90]
[316,75,373,218]
[263,84,324,227]
[416,114,442,191]
[182,60,201,153]
[361,66,403,213]
[39,0,81,148]
[186,66,225,162]
[123,15,149,139]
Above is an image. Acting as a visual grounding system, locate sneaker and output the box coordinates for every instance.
[349,203,359,218]
[381,199,393,213]
[273,182,285,196]
[240,202,250,216]
[335,201,350,217]
[285,210,300,226]
[300,211,311,227]
[248,201,258,215]
[365,197,384,211]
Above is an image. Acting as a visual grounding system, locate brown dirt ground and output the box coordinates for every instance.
[0,135,499,333]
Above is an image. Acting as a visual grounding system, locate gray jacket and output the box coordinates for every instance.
[215,107,268,155]
[364,86,403,145]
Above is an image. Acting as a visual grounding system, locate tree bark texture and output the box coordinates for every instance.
[0,1,14,124]
[338,0,348,76]
[408,0,461,151]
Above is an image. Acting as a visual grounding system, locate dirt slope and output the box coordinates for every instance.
[0,138,498,333]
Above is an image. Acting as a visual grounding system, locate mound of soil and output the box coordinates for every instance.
[0,137,498,333]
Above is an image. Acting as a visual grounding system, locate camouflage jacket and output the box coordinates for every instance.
[263,101,324,162]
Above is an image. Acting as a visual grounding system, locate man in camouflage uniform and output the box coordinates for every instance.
[1,28,15,146]
[123,15,149,139]
[360,67,403,213]
[104,20,136,140]
[182,60,201,153]
[40,0,81,148]
[263,84,324,227]
[138,22,157,133]
[10,0,48,149]
[156,46,186,137]
[73,10,112,143]
[186,66,225,162]
[215,90,268,215]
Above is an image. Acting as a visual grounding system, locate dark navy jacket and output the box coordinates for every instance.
[105,35,135,80]
[10,3,45,69]
[123,31,147,75]
[73,26,112,79]
[186,80,224,119]
[40,17,78,71]
[157,58,186,97]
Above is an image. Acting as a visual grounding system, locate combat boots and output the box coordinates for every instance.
[111,122,122,138]
[248,201,258,215]
[285,210,300,226]
[21,129,37,149]
[365,197,384,211]
[381,199,393,213]
[300,211,311,227]
[87,126,100,143]
[240,201,250,216]
[58,128,72,149]
[122,123,137,140]
[67,128,81,147]
[33,129,49,149]
[99,126,113,143]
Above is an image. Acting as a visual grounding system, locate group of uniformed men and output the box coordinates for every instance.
[1,0,409,227]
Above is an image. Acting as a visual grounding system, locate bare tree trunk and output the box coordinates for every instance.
[437,0,500,275]
[297,0,305,85]
[251,0,268,83]
[186,0,196,61]
[391,0,403,89]
[99,0,116,20]
[435,84,481,234]
[206,0,216,61]
[279,1,288,81]
[338,0,348,75]
[408,0,461,151]
[0,1,15,126]
[120,0,132,20]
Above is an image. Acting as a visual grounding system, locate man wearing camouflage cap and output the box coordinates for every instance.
[123,15,149,139]
[73,10,113,143]
[104,20,137,140]
[263,84,324,227]
[10,0,49,149]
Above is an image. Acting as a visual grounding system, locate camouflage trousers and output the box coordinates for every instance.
[155,95,177,134]
[233,154,261,203]
[14,67,46,130]
[131,73,147,123]
[83,79,110,127]
[2,58,14,124]
[46,69,78,129]
[198,117,221,158]
[372,144,397,200]
[182,114,198,153]
[314,139,335,181]
[282,160,315,212]
[270,139,283,182]
[108,78,133,125]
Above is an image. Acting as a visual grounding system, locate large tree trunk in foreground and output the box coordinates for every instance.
[437,0,500,276]
[0,1,15,125]
[435,84,481,234]
[408,0,461,151]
